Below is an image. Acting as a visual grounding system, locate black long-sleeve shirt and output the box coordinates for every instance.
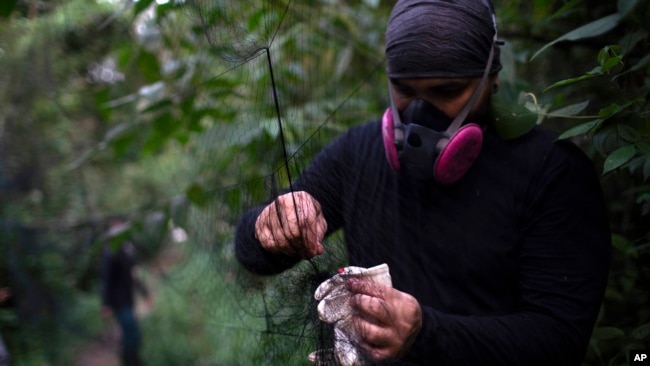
[101,242,147,311]
[235,120,611,365]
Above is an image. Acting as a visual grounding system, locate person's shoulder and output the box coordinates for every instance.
[530,126,591,160]
[325,118,381,149]
[508,124,557,146]
[346,118,382,137]
[506,125,585,157]
[508,125,598,178]
[312,118,381,163]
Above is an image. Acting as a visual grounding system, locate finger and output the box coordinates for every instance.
[359,344,394,363]
[299,224,324,258]
[296,243,322,259]
[295,200,326,258]
[352,313,394,348]
[315,214,328,243]
[350,293,391,325]
[260,198,301,254]
[276,200,302,239]
[346,278,387,298]
[257,223,285,253]
[290,238,318,259]
[351,316,400,364]
[256,205,288,245]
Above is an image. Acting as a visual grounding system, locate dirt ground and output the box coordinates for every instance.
[72,325,120,366]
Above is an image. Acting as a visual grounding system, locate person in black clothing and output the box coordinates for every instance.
[0,287,11,366]
[101,219,149,366]
[234,0,611,365]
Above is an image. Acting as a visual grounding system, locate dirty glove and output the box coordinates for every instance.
[308,264,392,366]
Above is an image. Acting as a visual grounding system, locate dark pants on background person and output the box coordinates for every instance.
[0,335,9,366]
[114,307,142,366]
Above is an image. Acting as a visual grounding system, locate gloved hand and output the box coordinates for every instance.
[308,264,392,366]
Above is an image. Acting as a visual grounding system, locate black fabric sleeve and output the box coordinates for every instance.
[403,140,612,366]
[234,129,352,275]
[234,205,302,275]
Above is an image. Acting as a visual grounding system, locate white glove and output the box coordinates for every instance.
[308,264,392,366]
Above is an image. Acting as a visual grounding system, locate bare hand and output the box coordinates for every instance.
[255,191,327,259]
[0,287,11,303]
[346,278,422,361]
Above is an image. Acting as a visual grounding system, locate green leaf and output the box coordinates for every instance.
[247,8,270,33]
[603,145,637,174]
[95,88,113,121]
[601,55,623,72]
[112,131,138,157]
[618,0,641,18]
[185,184,213,207]
[558,119,603,139]
[0,0,18,17]
[152,112,178,138]
[599,103,625,118]
[531,14,622,60]
[592,127,619,156]
[136,51,162,83]
[597,45,622,66]
[592,326,625,340]
[548,101,589,117]
[627,156,646,172]
[593,99,640,124]
[544,73,598,92]
[618,124,640,143]
[638,141,650,155]
[143,136,164,155]
[630,323,650,340]
[611,233,633,253]
[490,96,538,140]
[185,184,205,206]
[133,0,155,17]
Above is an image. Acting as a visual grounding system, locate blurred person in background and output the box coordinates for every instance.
[0,287,11,366]
[101,218,151,366]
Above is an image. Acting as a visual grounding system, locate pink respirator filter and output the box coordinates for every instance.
[433,123,483,185]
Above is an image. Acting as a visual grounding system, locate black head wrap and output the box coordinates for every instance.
[385,0,502,79]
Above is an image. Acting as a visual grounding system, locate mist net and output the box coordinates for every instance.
[143,0,502,365]
[145,0,394,365]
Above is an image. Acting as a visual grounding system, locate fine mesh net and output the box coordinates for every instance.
[140,0,392,364]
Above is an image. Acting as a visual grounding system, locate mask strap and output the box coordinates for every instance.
[444,43,495,137]
[388,81,405,144]
[446,0,499,135]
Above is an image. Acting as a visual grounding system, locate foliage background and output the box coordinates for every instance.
[0,0,648,365]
